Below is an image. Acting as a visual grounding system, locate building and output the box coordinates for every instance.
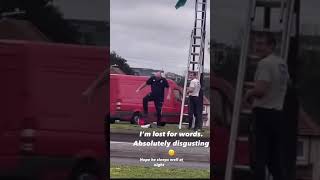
[202,96,210,127]
[165,72,183,83]
[132,67,163,76]
[296,108,320,180]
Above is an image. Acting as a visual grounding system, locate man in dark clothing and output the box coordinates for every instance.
[136,72,171,128]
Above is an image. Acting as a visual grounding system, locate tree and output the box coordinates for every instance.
[110,51,135,75]
[0,0,80,43]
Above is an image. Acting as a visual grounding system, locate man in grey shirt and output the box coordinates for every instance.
[244,32,289,180]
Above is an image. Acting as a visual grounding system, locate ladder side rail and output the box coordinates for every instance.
[179,30,195,129]
[284,0,295,62]
[197,0,207,79]
[225,0,256,179]
[280,0,291,58]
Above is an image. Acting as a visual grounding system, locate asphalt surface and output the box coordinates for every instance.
[110,138,210,169]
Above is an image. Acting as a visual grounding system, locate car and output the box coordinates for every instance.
[0,40,107,180]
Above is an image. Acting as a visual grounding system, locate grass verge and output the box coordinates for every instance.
[110,164,210,179]
[110,122,210,138]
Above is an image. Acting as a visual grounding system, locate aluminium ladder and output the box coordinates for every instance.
[224,0,296,179]
[179,0,207,129]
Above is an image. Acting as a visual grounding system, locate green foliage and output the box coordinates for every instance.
[110,51,135,75]
[0,0,80,43]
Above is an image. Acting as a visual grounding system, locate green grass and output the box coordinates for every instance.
[110,164,210,179]
[110,122,210,138]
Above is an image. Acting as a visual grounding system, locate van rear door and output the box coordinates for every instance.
[0,41,26,168]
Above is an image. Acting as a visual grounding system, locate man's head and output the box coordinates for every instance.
[254,32,276,58]
[189,72,197,79]
[155,71,162,79]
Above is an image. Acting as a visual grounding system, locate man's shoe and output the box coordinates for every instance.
[141,124,151,128]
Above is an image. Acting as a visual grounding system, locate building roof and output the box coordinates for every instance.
[0,18,49,41]
[110,66,125,74]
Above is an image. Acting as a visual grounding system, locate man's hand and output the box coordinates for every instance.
[136,89,140,93]
[82,88,94,104]
[243,90,253,108]
[166,95,170,100]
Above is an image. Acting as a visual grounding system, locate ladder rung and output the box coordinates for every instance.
[191,52,200,56]
[194,27,202,29]
[197,10,205,12]
[244,81,255,88]
[233,165,251,171]
[194,36,201,39]
[196,19,204,21]
[256,1,284,8]
[192,44,201,47]
[183,113,189,116]
[251,28,282,34]
[184,104,188,107]
[248,54,260,59]
[237,136,249,142]
[240,109,253,116]
[190,61,199,64]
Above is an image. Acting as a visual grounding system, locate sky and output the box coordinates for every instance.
[110,0,210,76]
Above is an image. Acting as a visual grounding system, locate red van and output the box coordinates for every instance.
[0,40,107,180]
[110,74,186,124]
[211,76,251,178]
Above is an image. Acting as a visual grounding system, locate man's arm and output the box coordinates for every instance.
[187,80,195,94]
[244,61,272,103]
[82,68,108,101]
[245,80,270,99]
[136,82,147,92]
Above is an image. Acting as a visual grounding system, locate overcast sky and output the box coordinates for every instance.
[110,0,210,76]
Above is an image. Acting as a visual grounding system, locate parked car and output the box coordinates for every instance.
[0,40,107,180]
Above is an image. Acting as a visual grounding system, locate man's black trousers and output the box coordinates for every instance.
[143,93,163,125]
[188,96,202,129]
[252,107,286,180]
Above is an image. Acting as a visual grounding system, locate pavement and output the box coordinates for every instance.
[110,133,210,169]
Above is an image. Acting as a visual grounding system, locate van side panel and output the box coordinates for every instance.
[24,42,107,156]
[110,74,182,123]
[0,42,26,169]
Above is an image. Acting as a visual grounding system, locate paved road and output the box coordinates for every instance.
[110,141,210,169]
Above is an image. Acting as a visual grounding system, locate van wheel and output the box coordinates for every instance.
[131,113,141,124]
[159,122,166,126]
[110,118,116,124]
[71,161,101,180]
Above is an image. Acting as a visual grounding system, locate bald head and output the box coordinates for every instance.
[155,71,161,78]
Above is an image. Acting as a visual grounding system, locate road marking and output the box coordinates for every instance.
[110,141,133,145]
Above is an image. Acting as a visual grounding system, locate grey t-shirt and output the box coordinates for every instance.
[253,54,290,110]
